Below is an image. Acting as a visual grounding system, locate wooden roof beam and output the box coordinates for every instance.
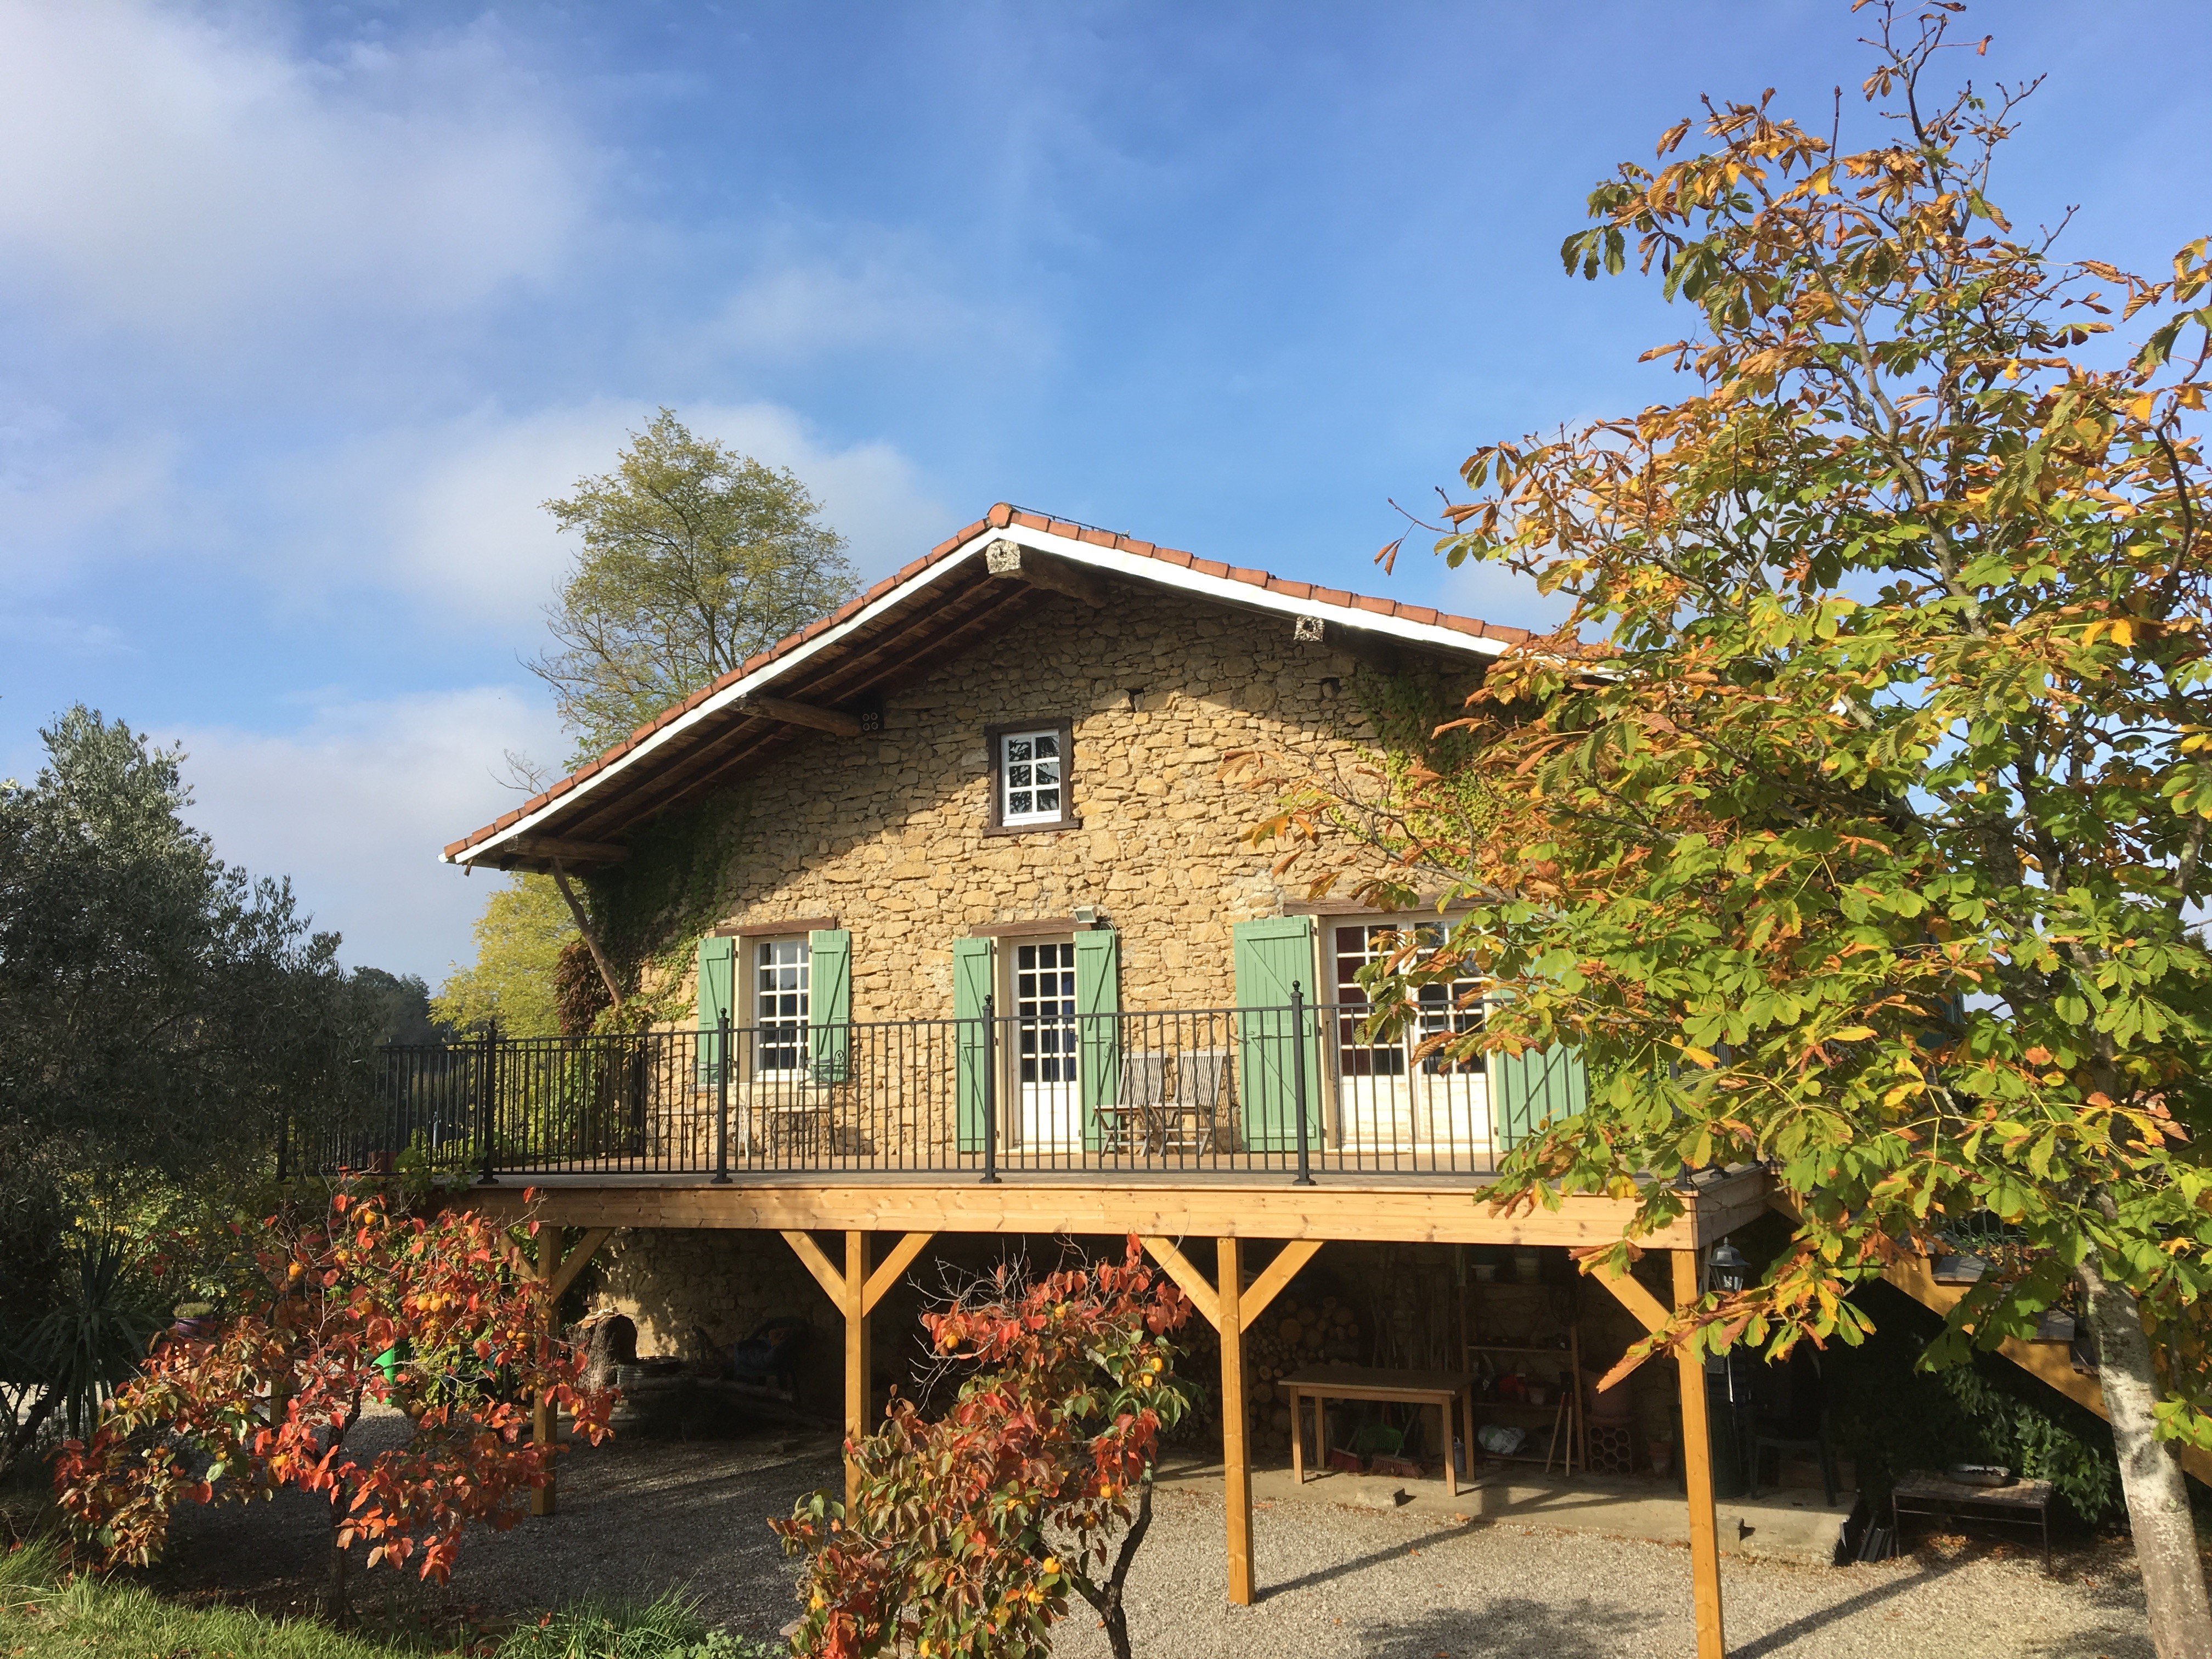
[623,585,1043,827]
[489,833,630,867]
[985,538,1109,608]
[515,579,1040,843]
[734,693,864,737]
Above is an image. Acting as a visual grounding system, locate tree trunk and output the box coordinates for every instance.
[1071,1471,1156,1659]
[325,1490,350,1623]
[2079,1258,2211,1659]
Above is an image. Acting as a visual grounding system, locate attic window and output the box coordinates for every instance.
[986,721,1079,834]
[1002,730,1060,821]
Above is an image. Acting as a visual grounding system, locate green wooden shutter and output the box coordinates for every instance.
[953,936,995,1153]
[809,928,852,1084]
[1491,988,1589,1150]
[1073,929,1121,1153]
[696,934,735,1087]
[1232,916,1321,1153]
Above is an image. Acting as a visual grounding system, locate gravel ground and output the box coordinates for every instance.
[149,1407,2153,1657]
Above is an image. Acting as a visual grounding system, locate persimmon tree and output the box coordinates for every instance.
[772,1239,1192,1659]
[1247,5,2212,1652]
[54,1188,611,1617]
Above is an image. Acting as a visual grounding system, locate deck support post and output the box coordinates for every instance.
[1135,1235,1321,1609]
[779,1229,936,1517]
[1673,1251,1725,1659]
[844,1231,870,1514]
[1217,1237,1253,1606]
[532,1226,566,1517]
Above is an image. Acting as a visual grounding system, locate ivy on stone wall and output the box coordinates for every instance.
[582,784,750,1029]
[1312,661,1515,906]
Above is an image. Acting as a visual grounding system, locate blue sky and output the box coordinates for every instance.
[3,1,2207,982]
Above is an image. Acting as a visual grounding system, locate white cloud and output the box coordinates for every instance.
[291,399,955,627]
[702,234,992,362]
[0,3,590,340]
[0,399,184,586]
[166,686,566,981]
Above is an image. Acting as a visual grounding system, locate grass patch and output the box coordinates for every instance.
[492,1589,772,1657]
[0,1541,776,1659]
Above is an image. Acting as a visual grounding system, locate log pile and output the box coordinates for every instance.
[1244,1295,1362,1458]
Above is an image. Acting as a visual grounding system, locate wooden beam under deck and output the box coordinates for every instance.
[467,1168,1769,1250]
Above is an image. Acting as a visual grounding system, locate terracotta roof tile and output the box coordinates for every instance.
[449,501,1528,857]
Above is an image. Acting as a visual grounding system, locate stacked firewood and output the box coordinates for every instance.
[1243,1296,1362,1458]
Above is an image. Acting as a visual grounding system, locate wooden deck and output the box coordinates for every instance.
[463,1164,1772,1249]
[481,1165,1758,1658]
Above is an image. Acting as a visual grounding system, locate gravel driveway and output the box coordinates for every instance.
[153,1410,2152,1658]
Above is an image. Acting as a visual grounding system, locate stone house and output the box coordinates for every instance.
[433,503,1763,1641]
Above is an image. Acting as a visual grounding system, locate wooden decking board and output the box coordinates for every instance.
[458,1166,1767,1250]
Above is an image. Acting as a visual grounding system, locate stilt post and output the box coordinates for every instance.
[532,1226,566,1517]
[1673,1250,1725,1658]
[1218,1237,1254,1605]
[844,1231,871,1514]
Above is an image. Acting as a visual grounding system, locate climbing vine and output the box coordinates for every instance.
[583,784,751,1029]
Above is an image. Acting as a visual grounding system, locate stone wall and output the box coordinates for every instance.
[672,578,1474,1019]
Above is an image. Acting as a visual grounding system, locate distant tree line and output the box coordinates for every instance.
[0,708,439,1478]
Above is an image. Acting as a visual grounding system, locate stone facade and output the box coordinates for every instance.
[582,577,1523,1436]
[689,578,1470,1018]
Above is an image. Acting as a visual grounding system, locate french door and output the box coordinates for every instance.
[1012,940,1082,1149]
[1331,923,1490,1152]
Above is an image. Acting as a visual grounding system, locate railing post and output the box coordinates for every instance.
[713,1009,733,1183]
[980,994,1000,1185]
[476,1019,499,1186]
[1291,982,1314,1186]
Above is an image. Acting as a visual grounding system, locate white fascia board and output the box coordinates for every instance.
[444,536,996,865]
[995,523,1512,660]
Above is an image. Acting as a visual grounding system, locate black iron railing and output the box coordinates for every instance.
[314,995,1588,1183]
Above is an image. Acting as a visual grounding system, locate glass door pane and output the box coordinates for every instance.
[1013,941,1081,1150]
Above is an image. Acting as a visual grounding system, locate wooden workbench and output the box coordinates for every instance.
[1283,1363,1477,1497]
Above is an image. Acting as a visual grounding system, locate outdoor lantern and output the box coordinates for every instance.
[1708,1239,1751,1295]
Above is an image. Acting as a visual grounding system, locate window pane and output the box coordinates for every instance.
[754,938,811,1073]
[1335,923,1405,1076]
[1001,729,1065,823]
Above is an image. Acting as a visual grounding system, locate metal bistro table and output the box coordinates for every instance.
[1889,1471,2056,1572]
[1283,1364,1477,1498]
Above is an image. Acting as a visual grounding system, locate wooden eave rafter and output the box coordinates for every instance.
[596,582,1046,832]
[490,580,1041,856]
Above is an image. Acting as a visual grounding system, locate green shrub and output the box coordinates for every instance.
[1827,1283,2121,1525]
[492,1589,777,1659]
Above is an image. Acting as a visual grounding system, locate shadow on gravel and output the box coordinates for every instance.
[1263,1522,1481,1600]
[1359,1595,1645,1658]
[1726,1559,1963,1658]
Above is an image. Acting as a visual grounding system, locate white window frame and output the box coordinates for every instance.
[996,727,1066,827]
[748,935,811,1077]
